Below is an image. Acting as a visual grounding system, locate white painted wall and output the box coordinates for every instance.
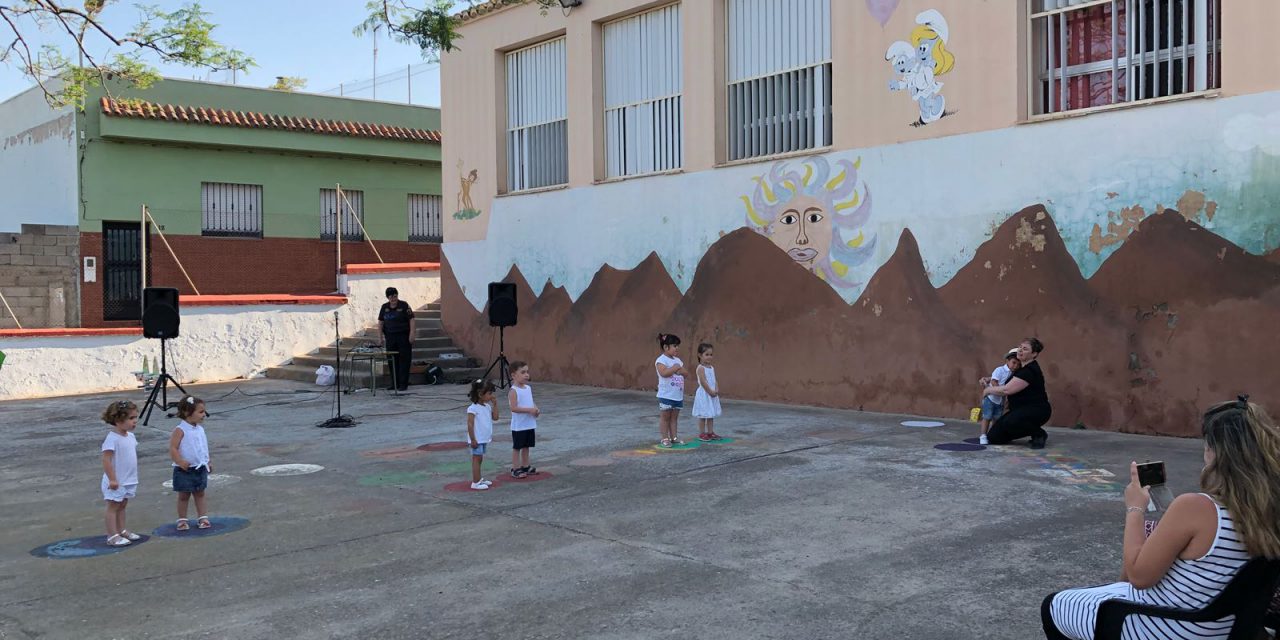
[0,85,78,232]
[0,270,440,400]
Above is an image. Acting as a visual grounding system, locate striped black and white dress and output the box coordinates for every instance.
[1049,494,1251,639]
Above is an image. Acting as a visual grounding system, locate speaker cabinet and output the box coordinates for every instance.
[487,282,518,328]
[142,287,180,339]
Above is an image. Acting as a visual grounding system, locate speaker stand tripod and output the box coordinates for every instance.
[141,338,188,426]
[482,326,512,389]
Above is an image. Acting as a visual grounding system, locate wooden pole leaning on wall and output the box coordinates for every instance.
[142,206,202,296]
[336,183,343,289]
[141,204,148,316]
[0,290,23,329]
[338,188,385,264]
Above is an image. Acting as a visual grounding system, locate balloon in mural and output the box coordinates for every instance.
[865,0,901,27]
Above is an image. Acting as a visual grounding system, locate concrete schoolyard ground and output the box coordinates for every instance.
[0,379,1209,639]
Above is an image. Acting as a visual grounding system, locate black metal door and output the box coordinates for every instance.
[102,222,151,321]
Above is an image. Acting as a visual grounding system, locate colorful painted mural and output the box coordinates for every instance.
[886,10,954,125]
[742,156,877,290]
[865,0,901,28]
[440,92,1280,437]
[454,161,481,220]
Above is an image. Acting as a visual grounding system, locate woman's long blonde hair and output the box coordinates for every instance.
[1200,397,1280,558]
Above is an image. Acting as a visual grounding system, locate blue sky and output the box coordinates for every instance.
[0,0,442,106]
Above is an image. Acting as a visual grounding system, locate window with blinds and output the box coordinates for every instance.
[604,4,683,178]
[726,0,832,162]
[506,37,569,192]
[408,194,443,242]
[1029,0,1221,116]
[201,182,263,237]
[320,188,364,241]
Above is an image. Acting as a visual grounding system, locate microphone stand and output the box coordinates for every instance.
[317,310,356,428]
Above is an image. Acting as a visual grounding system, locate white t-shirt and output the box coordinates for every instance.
[987,364,1013,404]
[101,431,138,485]
[466,403,494,444]
[655,354,685,401]
[509,384,537,431]
[173,421,210,467]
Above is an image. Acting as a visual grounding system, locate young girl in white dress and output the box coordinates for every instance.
[692,343,722,441]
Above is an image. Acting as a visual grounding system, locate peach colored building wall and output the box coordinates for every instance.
[442,0,1280,243]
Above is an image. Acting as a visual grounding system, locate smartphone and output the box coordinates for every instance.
[1136,461,1166,487]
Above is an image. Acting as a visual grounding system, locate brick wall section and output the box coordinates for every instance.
[78,233,440,327]
[0,225,79,329]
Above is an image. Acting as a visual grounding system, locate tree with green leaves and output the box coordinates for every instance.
[356,0,565,61]
[269,75,306,92]
[0,1,253,108]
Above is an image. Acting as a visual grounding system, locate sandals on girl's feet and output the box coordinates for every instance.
[107,534,132,547]
[196,516,212,529]
[119,530,142,541]
[698,433,712,442]
[659,438,673,448]
[521,466,538,475]
[175,518,190,531]
[510,468,528,479]
[671,438,684,446]
[708,432,722,440]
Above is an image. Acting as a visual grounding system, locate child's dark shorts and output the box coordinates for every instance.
[172,465,209,493]
[512,429,536,450]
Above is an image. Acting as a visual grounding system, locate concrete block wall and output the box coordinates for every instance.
[0,224,80,328]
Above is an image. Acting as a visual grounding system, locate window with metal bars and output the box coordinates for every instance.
[408,194,442,243]
[1029,0,1221,116]
[506,38,569,192]
[726,0,832,162]
[201,182,263,237]
[603,4,683,178]
[320,188,364,241]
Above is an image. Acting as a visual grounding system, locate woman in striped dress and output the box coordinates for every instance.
[1043,397,1280,640]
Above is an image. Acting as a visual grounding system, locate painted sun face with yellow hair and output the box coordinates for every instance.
[741,156,877,290]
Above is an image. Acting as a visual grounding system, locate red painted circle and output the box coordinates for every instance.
[417,442,469,452]
[443,480,494,492]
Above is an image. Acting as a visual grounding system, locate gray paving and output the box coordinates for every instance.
[0,379,1208,639]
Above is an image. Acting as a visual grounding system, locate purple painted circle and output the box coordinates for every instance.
[418,441,469,452]
[30,534,151,559]
[151,516,250,539]
[935,443,987,452]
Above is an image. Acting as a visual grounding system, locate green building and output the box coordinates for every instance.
[0,78,442,327]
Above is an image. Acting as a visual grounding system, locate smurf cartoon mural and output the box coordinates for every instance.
[886,10,954,126]
[741,155,878,291]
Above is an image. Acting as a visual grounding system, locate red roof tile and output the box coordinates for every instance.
[100,97,442,144]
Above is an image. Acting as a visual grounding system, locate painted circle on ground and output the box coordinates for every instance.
[358,471,433,487]
[569,457,614,467]
[901,421,947,428]
[151,516,250,539]
[31,534,151,559]
[610,449,658,458]
[654,441,702,452]
[935,443,987,452]
[702,437,735,444]
[250,464,324,477]
[417,442,469,452]
[443,480,493,492]
[161,473,241,489]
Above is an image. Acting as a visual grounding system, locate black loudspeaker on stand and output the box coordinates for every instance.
[483,282,517,389]
[140,287,189,426]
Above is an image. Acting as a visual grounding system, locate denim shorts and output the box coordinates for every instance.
[658,398,684,411]
[470,443,488,456]
[981,397,1004,420]
[172,465,209,493]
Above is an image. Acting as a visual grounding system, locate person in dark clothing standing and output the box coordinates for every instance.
[985,337,1052,449]
[378,287,415,391]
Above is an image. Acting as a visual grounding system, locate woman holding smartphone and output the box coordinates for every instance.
[1042,396,1280,640]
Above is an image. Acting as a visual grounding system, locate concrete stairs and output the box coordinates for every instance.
[264,302,486,387]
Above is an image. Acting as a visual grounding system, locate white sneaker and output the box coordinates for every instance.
[979,435,989,445]
[470,482,490,491]
[478,478,492,486]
